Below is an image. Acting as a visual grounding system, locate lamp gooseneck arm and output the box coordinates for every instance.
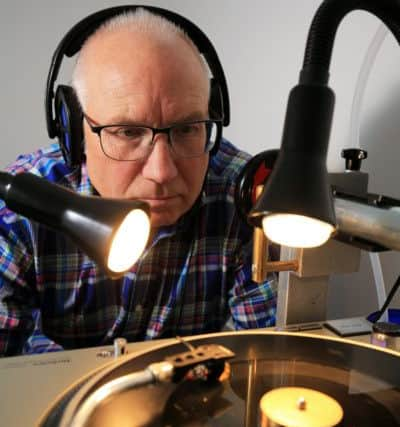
[300,0,400,85]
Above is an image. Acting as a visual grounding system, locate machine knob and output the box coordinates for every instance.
[114,337,128,358]
[341,148,368,171]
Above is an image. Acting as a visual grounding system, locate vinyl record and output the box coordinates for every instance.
[40,331,400,427]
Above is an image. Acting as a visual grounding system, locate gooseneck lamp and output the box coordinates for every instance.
[0,172,150,278]
[249,0,400,248]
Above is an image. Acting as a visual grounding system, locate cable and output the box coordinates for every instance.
[370,251,389,322]
[348,23,388,151]
[367,274,400,323]
[348,23,390,321]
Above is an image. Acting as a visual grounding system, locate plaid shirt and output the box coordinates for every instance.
[0,139,276,356]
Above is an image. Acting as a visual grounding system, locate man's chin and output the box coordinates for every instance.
[149,210,180,228]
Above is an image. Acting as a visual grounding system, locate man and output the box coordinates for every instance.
[0,8,276,356]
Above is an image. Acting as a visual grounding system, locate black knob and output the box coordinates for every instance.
[341,148,368,171]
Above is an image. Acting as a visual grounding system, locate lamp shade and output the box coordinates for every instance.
[252,0,400,248]
[0,172,150,278]
[249,84,336,247]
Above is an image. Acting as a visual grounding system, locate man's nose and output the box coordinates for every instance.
[141,134,178,183]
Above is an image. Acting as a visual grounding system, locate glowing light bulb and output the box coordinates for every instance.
[107,209,150,273]
[262,214,334,248]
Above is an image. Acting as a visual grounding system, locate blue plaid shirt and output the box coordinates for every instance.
[0,139,276,356]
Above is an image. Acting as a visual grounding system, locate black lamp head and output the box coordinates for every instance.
[0,172,150,278]
[249,84,337,247]
[248,0,400,248]
[61,195,150,278]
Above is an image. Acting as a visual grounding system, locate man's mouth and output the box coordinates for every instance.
[142,196,178,207]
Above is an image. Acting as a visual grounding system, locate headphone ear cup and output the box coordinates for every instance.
[54,85,84,168]
[209,78,224,155]
[209,78,224,120]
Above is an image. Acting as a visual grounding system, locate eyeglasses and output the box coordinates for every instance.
[84,115,222,161]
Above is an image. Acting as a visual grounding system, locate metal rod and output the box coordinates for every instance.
[335,196,400,251]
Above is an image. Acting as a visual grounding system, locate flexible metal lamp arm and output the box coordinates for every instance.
[300,0,400,85]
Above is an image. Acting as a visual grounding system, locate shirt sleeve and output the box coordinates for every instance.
[228,240,277,329]
[22,310,64,354]
[0,212,64,356]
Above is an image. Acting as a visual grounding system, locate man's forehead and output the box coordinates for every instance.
[83,27,201,66]
[84,33,209,91]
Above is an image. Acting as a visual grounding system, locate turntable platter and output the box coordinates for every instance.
[40,331,400,427]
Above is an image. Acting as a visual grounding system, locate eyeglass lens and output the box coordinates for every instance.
[99,121,218,161]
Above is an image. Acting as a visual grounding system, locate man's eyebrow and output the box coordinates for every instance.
[86,111,209,127]
[171,111,208,123]
[91,116,147,126]
[101,115,144,125]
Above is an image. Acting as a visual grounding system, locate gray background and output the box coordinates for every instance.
[2,0,400,316]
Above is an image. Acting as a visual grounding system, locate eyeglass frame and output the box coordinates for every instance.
[83,114,223,162]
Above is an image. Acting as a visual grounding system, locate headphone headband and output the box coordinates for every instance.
[45,5,230,139]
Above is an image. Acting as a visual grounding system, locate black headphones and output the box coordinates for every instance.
[45,5,230,168]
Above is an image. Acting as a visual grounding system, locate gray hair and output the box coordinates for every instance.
[71,8,209,109]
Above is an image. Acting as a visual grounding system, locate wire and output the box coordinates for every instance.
[348,23,390,322]
[349,23,388,151]
[370,252,389,322]
[367,274,400,323]
[176,335,196,352]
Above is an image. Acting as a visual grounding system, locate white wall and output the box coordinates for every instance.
[2,0,400,316]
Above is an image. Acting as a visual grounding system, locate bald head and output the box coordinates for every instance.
[72,8,210,110]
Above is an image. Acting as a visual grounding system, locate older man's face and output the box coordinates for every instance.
[81,29,210,229]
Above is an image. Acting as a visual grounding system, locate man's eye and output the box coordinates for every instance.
[110,127,147,139]
[175,123,201,136]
